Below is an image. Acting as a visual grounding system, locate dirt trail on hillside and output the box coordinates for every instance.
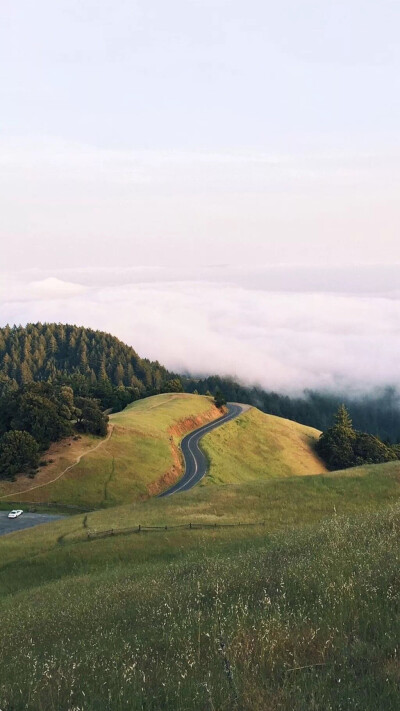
[0,426,114,501]
[144,394,180,410]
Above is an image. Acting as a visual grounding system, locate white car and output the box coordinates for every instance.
[8,509,23,519]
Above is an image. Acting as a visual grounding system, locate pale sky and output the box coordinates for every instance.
[1,0,400,268]
[1,3,400,392]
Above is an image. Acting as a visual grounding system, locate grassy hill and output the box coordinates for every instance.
[202,407,326,484]
[0,394,222,508]
[0,461,399,709]
[0,396,327,509]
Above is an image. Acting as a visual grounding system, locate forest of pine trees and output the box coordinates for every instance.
[0,323,173,409]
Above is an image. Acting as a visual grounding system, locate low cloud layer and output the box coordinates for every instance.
[1,266,400,394]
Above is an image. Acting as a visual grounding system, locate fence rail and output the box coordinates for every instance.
[87,520,266,540]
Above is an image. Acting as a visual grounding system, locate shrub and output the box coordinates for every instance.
[0,430,39,480]
[316,404,399,470]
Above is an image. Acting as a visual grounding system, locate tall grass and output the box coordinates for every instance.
[1,504,399,710]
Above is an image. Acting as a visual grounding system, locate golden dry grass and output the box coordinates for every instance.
[201,407,327,485]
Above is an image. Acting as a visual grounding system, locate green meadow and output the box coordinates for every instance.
[0,498,399,710]
[0,396,399,710]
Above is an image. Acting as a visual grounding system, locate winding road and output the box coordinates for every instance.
[159,402,249,497]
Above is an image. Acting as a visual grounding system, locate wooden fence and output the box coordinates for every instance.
[87,520,266,540]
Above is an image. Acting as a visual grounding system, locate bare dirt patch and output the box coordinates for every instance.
[0,430,110,501]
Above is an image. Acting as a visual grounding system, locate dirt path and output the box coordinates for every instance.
[0,425,114,501]
[144,394,180,411]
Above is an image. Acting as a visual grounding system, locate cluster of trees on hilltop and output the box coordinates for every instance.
[0,323,185,481]
[0,382,109,481]
[0,323,176,411]
[315,405,400,470]
[183,376,400,444]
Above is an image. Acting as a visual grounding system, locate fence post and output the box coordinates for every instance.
[165,525,168,530]
[138,524,141,532]
[189,522,192,529]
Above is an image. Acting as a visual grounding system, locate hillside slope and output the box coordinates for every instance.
[0,394,222,508]
[201,407,327,484]
[1,461,399,589]
[0,466,399,709]
[1,396,329,509]
[0,398,327,508]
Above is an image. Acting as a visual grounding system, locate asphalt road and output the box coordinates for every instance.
[159,402,249,497]
[0,511,65,537]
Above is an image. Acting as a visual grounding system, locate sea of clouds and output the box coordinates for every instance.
[1,264,400,394]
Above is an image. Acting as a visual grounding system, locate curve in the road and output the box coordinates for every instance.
[159,402,249,497]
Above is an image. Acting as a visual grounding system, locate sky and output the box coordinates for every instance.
[1,2,400,392]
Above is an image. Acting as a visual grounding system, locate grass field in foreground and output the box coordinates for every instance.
[0,460,399,595]
[0,501,399,710]
[201,407,327,484]
[1,401,400,709]
[0,457,400,709]
[0,394,222,508]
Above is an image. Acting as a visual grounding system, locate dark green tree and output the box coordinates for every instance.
[214,389,226,409]
[0,430,39,480]
[316,405,356,470]
[164,378,184,393]
[75,397,109,437]
[335,404,353,429]
[9,385,73,449]
[0,323,172,400]
[353,432,397,465]
[316,404,399,470]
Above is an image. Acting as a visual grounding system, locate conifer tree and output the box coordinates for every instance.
[335,404,353,430]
